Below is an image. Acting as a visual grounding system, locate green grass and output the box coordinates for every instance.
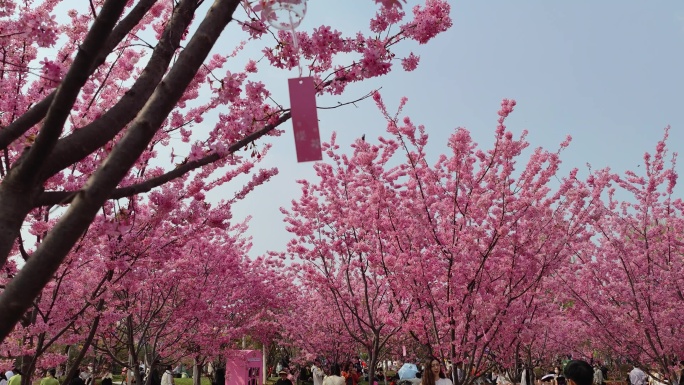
[173,377,212,385]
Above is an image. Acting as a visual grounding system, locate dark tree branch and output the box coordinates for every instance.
[0,0,159,152]
[14,0,129,182]
[41,0,196,179]
[35,111,291,207]
[0,95,55,151]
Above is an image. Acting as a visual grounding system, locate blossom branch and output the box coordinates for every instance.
[35,111,291,207]
[0,0,159,152]
[41,0,198,179]
[13,0,128,181]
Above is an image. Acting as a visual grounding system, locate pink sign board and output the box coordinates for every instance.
[288,77,322,162]
[226,350,263,385]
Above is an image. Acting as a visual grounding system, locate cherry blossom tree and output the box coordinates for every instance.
[564,129,684,383]
[0,0,452,342]
[283,95,603,383]
[2,169,298,385]
[92,228,285,385]
[282,126,419,380]
[279,282,367,365]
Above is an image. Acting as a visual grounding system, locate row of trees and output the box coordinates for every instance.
[0,0,451,384]
[0,0,680,384]
[1,188,294,385]
[280,95,684,384]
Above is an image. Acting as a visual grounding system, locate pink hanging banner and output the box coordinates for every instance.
[288,77,322,162]
[402,345,406,357]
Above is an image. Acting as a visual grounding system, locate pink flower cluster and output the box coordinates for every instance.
[261,0,452,95]
[401,52,420,71]
[401,0,452,44]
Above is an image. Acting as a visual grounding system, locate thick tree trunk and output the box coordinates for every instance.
[193,357,201,385]
[21,333,45,385]
[0,179,38,267]
[41,0,198,179]
[368,342,378,385]
[0,0,157,152]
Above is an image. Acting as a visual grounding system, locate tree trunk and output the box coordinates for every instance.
[62,300,104,385]
[22,334,45,385]
[450,324,458,385]
[368,340,378,385]
[193,357,201,385]
[0,179,37,269]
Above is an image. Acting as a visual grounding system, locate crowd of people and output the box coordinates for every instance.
[0,366,108,385]
[0,362,174,385]
[2,357,681,385]
[272,358,684,385]
[273,359,378,385]
[0,368,22,385]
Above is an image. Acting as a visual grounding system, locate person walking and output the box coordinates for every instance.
[322,365,345,385]
[7,369,22,385]
[161,366,175,385]
[349,366,360,385]
[599,364,608,385]
[422,359,453,385]
[312,360,325,385]
[553,367,566,385]
[70,369,86,385]
[41,369,60,385]
[592,365,603,385]
[629,366,647,385]
[276,370,294,385]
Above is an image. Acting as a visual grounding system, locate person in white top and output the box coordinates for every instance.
[312,360,325,385]
[322,364,345,385]
[161,366,174,385]
[592,365,603,385]
[647,372,665,385]
[422,359,453,385]
[496,372,512,385]
[629,366,647,385]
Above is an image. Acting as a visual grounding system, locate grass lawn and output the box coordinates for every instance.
[174,378,212,385]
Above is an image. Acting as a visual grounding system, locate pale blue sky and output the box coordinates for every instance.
[220,1,684,258]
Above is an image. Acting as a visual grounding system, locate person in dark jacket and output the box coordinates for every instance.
[599,364,608,384]
[564,361,593,385]
[149,361,162,385]
[275,371,294,385]
[70,370,86,385]
[213,368,225,385]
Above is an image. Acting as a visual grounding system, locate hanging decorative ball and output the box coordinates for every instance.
[260,0,307,31]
